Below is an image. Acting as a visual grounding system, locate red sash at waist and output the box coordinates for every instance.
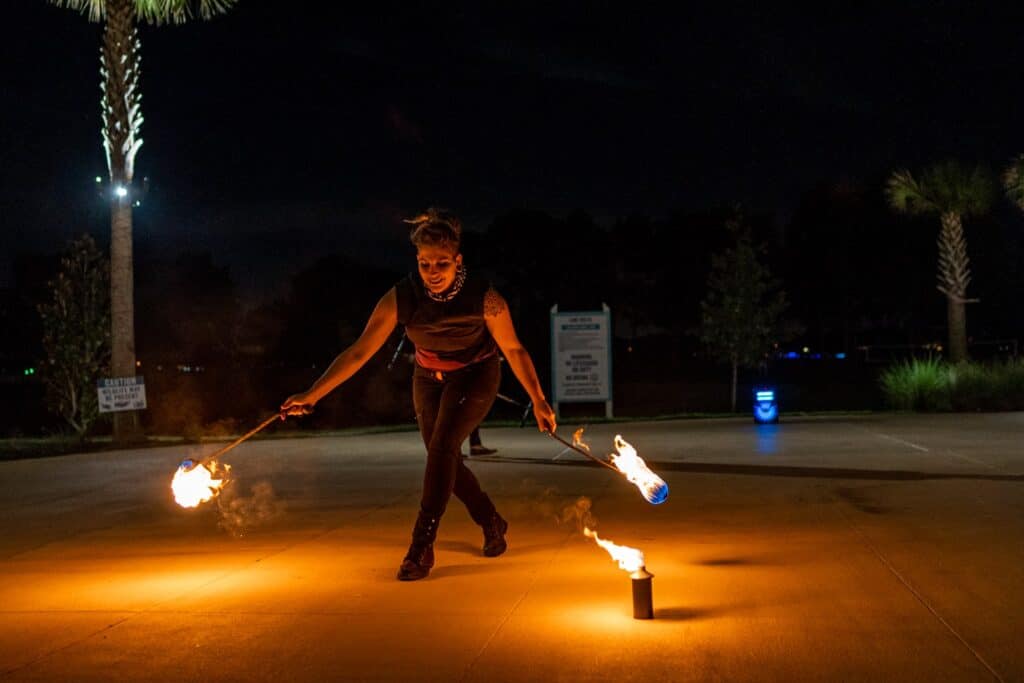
[416,347,496,372]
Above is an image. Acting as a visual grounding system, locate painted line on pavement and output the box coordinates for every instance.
[461,474,615,681]
[875,432,930,452]
[872,429,998,471]
[944,449,999,471]
[551,446,573,461]
[833,501,1005,683]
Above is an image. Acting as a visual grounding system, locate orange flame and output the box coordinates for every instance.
[608,435,669,504]
[574,428,669,504]
[584,527,645,573]
[171,460,228,508]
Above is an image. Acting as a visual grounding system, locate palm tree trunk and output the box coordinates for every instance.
[946,294,968,364]
[102,0,143,443]
[937,212,971,363]
[110,198,138,440]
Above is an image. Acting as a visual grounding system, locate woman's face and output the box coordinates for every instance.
[417,245,462,294]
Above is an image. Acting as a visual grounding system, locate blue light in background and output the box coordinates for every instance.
[753,387,779,424]
[781,350,847,360]
[756,423,779,454]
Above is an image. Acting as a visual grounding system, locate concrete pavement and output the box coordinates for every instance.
[1,413,1022,681]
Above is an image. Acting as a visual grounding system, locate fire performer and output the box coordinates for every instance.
[281,208,557,581]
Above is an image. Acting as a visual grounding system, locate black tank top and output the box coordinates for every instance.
[394,272,499,370]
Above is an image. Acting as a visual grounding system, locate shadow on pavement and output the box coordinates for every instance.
[692,556,760,567]
[429,563,508,579]
[655,605,727,621]
[476,456,1024,482]
[436,540,480,555]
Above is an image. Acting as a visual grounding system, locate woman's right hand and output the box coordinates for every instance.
[533,399,557,434]
[280,392,316,418]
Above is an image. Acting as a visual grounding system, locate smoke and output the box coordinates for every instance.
[491,478,570,523]
[216,480,285,537]
[558,496,598,533]
[485,483,599,537]
[496,483,599,536]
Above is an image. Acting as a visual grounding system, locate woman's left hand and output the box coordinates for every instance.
[533,399,557,433]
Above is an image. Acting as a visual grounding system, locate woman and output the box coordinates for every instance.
[281,208,557,581]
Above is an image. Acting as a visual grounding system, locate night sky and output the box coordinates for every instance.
[5,2,1024,300]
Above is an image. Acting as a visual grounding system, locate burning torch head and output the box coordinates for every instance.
[171,459,228,508]
[609,435,669,505]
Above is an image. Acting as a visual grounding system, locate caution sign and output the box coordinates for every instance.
[97,376,147,413]
[550,306,612,403]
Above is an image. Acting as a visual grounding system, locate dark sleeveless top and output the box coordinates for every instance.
[394,272,499,371]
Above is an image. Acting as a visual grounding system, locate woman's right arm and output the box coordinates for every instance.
[281,287,398,414]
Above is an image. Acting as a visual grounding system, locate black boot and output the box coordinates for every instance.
[481,512,508,557]
[397,510,439,581]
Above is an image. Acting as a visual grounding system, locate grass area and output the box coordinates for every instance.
[0,434,189,462]
[0,410,876,462]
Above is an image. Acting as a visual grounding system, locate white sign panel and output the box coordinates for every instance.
[551,307,612,403]
[97,376,147,413]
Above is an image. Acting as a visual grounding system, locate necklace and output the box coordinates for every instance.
[425,265,467,302]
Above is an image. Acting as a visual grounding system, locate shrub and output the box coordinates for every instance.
[880,358,951,411]
[882,357,1024,412]
[987,359,1024,410]
[949,362,992,411]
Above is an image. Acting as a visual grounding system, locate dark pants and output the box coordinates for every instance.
[413,357,500,522]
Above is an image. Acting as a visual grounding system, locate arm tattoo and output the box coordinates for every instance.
[484,288,507,317]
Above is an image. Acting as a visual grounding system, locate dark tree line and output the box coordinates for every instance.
[6,173,1024,434]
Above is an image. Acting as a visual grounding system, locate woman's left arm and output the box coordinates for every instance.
[484,288,557,433]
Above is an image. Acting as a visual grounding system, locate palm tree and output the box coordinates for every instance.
[51,0,236,442]
[1002,154,1024,212]
[885,162,994,363]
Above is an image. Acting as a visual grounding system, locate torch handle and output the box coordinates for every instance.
[387,334,407,371]
[198,412,283,466]
[546,431,619,471]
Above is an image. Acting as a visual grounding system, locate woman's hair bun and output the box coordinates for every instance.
[404,207,462,249]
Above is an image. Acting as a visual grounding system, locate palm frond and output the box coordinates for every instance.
[886,169,936,215]
[887,162,994,217]
[49,0,237,24]
[48,0,104,22]
[921,161,994,217]
[1003,154,1024,211]
[145,0,238,25]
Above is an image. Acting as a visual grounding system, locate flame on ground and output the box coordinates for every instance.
[584,527,645,573]
[171,459,228,508]
[609,435,669,504]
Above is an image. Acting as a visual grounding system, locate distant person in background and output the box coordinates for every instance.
[282,207,556,581]
[467,426,497,456]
